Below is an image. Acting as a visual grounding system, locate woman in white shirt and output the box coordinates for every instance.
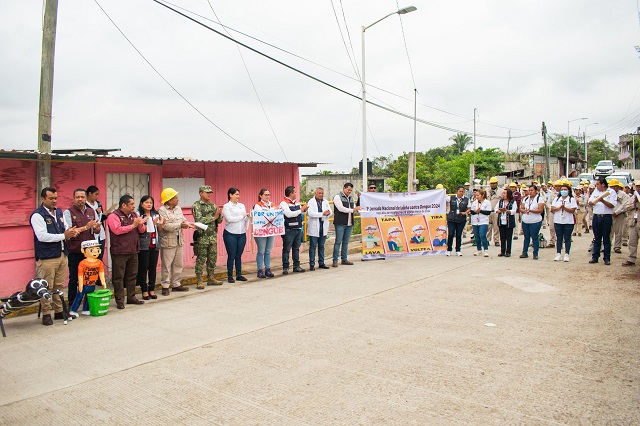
[252,188,276,279]
[222,187,250,283]
[495,188,518,257]
[520,185,545,260]
[469,189,492,257]
[551,183,578,262]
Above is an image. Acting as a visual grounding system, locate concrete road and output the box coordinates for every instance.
[0,234,638,425]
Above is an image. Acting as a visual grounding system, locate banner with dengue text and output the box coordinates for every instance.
[252,209,285,237]
[359,190,447,259]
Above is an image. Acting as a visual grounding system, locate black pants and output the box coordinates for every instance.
[67,252,85,304]
[137,248,159,292]
[499,225,514,255]
[446,221,465,252]
[592,214,613,262]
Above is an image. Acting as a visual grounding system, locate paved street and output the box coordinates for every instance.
[0,233,638,425]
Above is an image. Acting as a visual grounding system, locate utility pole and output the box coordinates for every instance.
[506,129,511,156]
[37,0,59,199]
[542,122,550,182]
[470,108,476,183]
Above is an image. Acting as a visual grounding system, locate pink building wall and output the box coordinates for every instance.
[0,154,299,297]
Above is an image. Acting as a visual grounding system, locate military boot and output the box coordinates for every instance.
[207,272,223,286]
[196,276,205,290]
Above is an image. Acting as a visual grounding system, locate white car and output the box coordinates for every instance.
[594,160,615,176]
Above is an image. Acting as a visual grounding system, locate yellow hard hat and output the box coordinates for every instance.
[435,184,444,190]
[509,182,517,188]
[608,179,621,188]
[521,184,527,189]
[533,181,539,185]
[562,179,572,187]
[553,180,563,186]
[161,187,178,204]
[548,181,553,185]
[489,177,498,184]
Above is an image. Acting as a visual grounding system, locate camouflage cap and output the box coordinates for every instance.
[199,185,213,193]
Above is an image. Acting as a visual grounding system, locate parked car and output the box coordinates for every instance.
[594,160,615,176]
[609,172,634,184]
[606,175,632,188]
[578,173,593,183]
[568,177,581,188]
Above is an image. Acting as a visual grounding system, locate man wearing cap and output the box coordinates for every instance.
[106,194,147,308]
[610,179,629,254]
[191,186,223,289]
[486,177,503,247]
[622,181,640,266]
[588,177,617,265]
[159,188,193,295]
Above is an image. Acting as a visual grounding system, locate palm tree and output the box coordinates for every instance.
[450,132,473,154]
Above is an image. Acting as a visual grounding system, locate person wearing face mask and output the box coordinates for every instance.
[445,185,470,256]
[550,184,578,262]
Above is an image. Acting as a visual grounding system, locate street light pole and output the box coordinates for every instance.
[471,108,476,183]
[584,122,598,170]
[362,6,417,191]
[567,117,587,177]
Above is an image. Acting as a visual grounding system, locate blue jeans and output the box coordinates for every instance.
[223,230,246,277]
[255,236,275,270]
[282,228,302,269]
[309,235,327,267]
[473,224,489,251]
[554,223,574,254]
[70,285,95,312]
[592,214,613,261]
[333,224,353,262]
[522,221,542,256]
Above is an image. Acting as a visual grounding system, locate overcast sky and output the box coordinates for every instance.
[1,0,639,173]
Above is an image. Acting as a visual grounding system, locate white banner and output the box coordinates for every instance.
[252,209,285,237]
[359,190,448,259]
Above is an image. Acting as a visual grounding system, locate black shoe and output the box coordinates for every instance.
[236,275,248,281]
[494,242,500,247]
[533,255,538,260]
[309,266,315,271]
[318,264,330,269]
[604,260,611,265]
[519,254,528,258]
[42,314,53,326]
[498,253,505,257]
[282,269,289,275]
[228,277,235,283]
[505,254,511,257]
[588,259,598,264]
[293,267,305,273]
[53,312,65,320]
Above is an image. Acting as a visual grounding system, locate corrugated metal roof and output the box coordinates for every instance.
[0,149,319,167]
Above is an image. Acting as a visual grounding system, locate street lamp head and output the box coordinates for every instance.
[397,6,417,14]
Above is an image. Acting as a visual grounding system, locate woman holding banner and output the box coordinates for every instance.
[253,188,276,279]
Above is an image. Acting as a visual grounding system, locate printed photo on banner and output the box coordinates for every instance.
[426,214,448,252]
[359,190,447,259]
[252,209,285,237]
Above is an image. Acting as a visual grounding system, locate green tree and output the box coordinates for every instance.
[586,139,619,168]
[536,135,582,159]
[450,132,473,154]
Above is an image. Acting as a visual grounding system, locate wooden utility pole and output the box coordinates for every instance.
[37,0,59,198]
[542,122,550,182]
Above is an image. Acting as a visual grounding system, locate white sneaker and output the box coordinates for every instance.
[446,251,451,256]
[456,252,462,257]
[554,253,562,262]
[564,254,570,262]
[81,311,91,316]
[68,311,79,319]
[474,251,481,256]
[483,250,489,257]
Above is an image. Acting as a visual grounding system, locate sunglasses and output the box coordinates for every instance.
[369,186,376,189]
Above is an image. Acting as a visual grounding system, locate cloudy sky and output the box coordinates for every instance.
[1,0,639,173]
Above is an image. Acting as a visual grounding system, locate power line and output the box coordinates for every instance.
[338,0,360,79]
[329,0,360,78]
[152,0,538,140]
[205,0,288,161]
[93,0,272,160]
[395,0,416,89]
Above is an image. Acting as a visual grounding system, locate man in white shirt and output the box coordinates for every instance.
[332,183,362,267]
[588,177,617,265]
[30,187,79,325]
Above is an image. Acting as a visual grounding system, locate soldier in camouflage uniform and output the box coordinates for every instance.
[192,185,223,289]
